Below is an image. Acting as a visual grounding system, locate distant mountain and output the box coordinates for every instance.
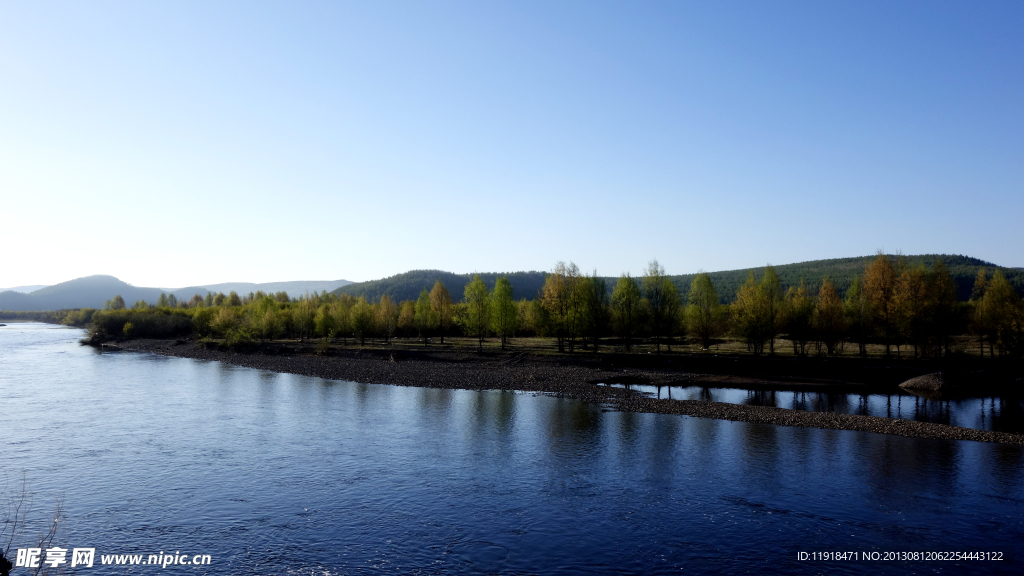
[0,284,48,293]
[334,270,548,303]
[0,275,165,311]
[0,276,352,311]
[169,280,352,299]
[333,255,1023,305]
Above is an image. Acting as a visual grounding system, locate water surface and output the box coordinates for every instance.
[2,324,1022,574]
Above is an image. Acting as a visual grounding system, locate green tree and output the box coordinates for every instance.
[397,300,416,337]
[429,281,454,345]
[759,266,784,355]
[929,259,960,356]
[350,297,374,346]
[157,293,169,307]
[783,280,814,356]
[844,276,872,357]
[227,291,242,307]
[642,259,672,353]
[167,293,178,308]
[813,278,846,355]
[985,271,1021,356]
[314,304,336,338]
[732,272,765,355]
[895,264,929,357]
[463,275,491,352]
[611,274,642,351]
[490,277,517,350]
[107,295,126,310]
[863,253,899,356]
[579,272,610,352]
[969,268,991,357]
[540,261,583,352]
[414,289,436,345]
[686,273,721,350]
[377,295,399,344]
[203,292,214,307]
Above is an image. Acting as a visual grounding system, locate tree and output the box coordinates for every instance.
[814,278,846,355]
[463,275,491,352]
[167,293,178,308]
[969,269,991,357]
[490,277,517,350]
[227,291,242,307]
[131,299,150,311]
[863,253,899,356]
[314,304,336,338]
[333,296,354,344]
[985,271,1021,357]
[895,264,929,357]
[662,279,682,352]
[844,276,872,357]
[157,293,169,307]
[929,259,960,356]
[294,298,317,341]
[611,274,642,351]
[732,272,765,355]
[188,294,205,309]
[107,295,126,310]
[540,261,583,352]
[397,300,416,337]
[414,289,436,345]
[759,266,784,355]
[579,272,610,352]
[203,292,214,307]
[642,259,671,353]
[686,273,721,350]
[350,297,374,345]
[377,295,399,344]
[783,280,814,356]
[429,281,454,345]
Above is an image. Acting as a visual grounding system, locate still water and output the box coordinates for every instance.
[603,383,1024,433]
[2,323,1022,575]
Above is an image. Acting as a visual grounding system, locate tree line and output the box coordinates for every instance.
[76,254,1024,359]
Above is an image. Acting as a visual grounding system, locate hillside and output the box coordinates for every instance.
[334,270,548,303]
[334,255,1023,304]
[666,254,1022,303]
[1,275,166,311]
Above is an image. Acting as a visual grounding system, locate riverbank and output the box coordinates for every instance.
[114,338,1024,445]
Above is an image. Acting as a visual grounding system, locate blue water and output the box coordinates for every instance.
[1,323,1023,574]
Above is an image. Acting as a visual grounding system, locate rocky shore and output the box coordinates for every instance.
[115,339,1024,446]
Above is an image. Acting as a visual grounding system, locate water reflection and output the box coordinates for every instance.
[604,383,1024,433]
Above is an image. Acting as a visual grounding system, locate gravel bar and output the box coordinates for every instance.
[116,339,1024,446]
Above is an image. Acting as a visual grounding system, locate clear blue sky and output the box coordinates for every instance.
[2,1,1021,288]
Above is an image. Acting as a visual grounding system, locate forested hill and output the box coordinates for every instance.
[334,255,1022,304]
[670,254,1021,303]
[333,270,549,303]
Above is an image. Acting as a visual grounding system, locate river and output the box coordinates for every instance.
[1,323,1021,574]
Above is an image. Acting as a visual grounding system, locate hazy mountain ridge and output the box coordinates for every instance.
[0,276,352,311]
[0,285,48,293]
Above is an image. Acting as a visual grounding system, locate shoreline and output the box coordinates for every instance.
[115,338,1024,446]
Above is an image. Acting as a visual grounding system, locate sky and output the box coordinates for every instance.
[1,1,1021,288]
